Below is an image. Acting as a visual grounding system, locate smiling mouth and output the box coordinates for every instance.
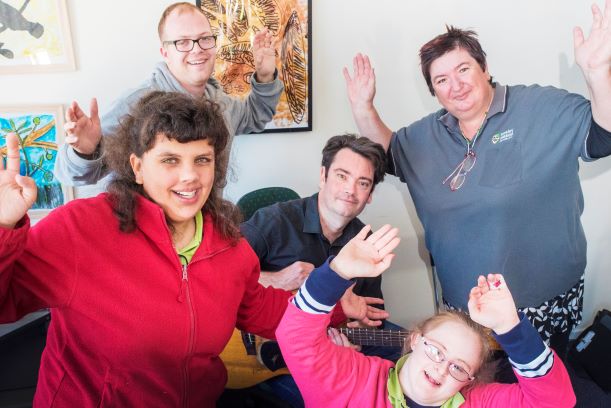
[173,190,198,199]
[339,197,358,204]
[425,370,441,386]
[187,59,207,65]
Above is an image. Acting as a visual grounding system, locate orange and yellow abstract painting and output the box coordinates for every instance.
[198,0,311,131]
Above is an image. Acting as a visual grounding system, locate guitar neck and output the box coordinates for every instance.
[339,327,408,348]
[221,327,409,389]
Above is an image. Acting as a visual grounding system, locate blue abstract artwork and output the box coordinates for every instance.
[1,107,70,212]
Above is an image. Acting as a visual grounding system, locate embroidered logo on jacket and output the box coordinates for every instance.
[491,129,514,144]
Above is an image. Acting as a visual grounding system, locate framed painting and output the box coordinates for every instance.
[0,105,73,221]
[0,0,76,74]
[196,0,312,132]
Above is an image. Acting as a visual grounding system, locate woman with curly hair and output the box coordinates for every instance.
[0,91,378,407]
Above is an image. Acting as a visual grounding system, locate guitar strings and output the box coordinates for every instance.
[339,328,409,345]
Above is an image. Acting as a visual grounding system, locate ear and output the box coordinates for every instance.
[160,44,168,60]
[130,154,144,185]
[319,166,326,190]
[366,192,373,204]
[409,332,420,350]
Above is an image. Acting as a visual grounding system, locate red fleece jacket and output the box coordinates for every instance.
[0,194,294,407]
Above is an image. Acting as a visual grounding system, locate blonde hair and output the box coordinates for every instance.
[157,2,208,40]
[405,310,496,390]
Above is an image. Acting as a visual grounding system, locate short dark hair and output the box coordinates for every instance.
[419,25,490,96]
[321,134,386,188]
[104,91,241,242]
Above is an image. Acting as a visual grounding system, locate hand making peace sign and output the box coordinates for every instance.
[0,133,37,229]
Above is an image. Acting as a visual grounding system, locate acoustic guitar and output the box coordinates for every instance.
[220,327,408,389]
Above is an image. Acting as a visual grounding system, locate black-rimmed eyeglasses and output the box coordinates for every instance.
[163,35,217,52]
[421,337,475,382]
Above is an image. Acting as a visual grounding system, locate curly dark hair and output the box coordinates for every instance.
[419,25,492,96]
[321,134,386,191]
[103,91,241,242]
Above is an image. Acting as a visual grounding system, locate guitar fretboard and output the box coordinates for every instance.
[339,327,408,347]
[241,328,408,351]
[243,332,257,355]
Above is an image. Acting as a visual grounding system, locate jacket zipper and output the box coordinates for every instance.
[173,240,232,407]
[157,208,233,407]
[178,263,196,408]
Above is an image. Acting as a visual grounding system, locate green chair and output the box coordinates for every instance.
[237,187,300,221]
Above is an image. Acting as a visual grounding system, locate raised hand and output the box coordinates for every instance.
[342,54,392,148]
[343,53,377,111]
[64,98,102,155]
[467,274,520,335]
[252,27,276,83]
[260,261,314,291]
[330,224,400,281]
[0,133,37,228]
[340,286,389,327]
[574,0,611,75]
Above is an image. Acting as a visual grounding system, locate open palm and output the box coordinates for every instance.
[574,0,611,74]
[0,133,37,228]
[343,53,377,110]
[331,224,400,280]
[253,28,276,82]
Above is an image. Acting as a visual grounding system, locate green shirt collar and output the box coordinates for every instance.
[177,211,203,265]
[387,354,465,408]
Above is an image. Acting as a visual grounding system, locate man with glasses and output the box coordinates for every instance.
[55,2,282,186]
[343,0,611,362]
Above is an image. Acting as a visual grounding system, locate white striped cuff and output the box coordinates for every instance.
[292,280,334,314]
[509,345,554,378]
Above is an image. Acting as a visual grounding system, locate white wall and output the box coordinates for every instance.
[2,0,609,330]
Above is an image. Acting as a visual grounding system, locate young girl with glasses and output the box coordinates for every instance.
[276,226,575,407]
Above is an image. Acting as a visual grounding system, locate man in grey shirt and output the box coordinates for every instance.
[55,2,283,186]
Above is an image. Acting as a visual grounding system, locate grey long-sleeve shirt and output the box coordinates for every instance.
[55,62,283,186]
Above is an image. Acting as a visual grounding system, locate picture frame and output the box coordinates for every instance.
[0,0,76,74]
[196,0,312,132]
[0,105,73,221]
